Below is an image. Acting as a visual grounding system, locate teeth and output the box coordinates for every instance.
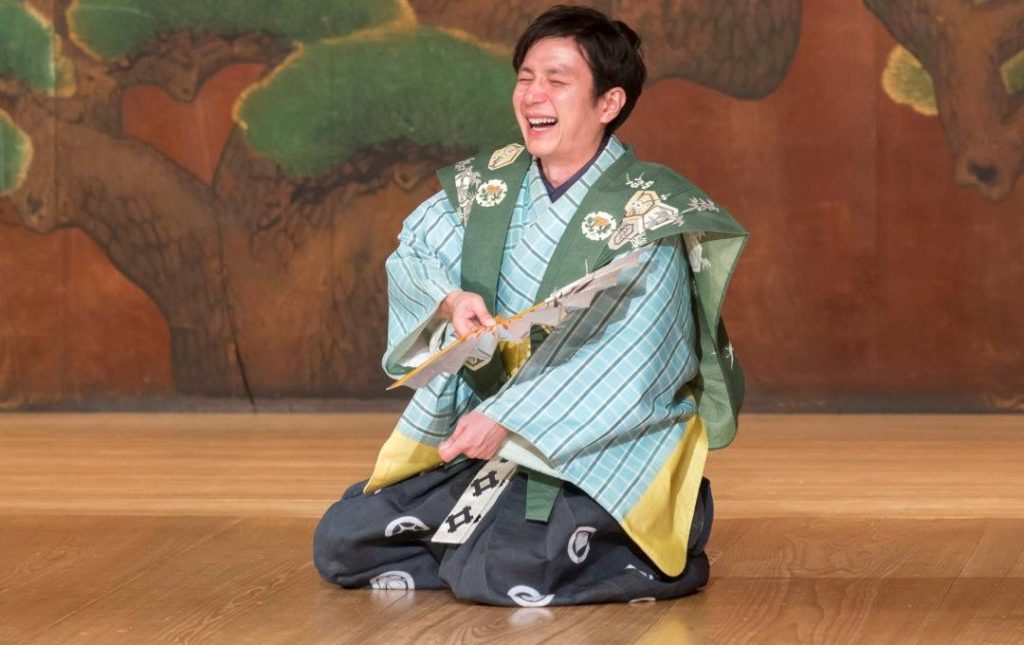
[528,117,557,126]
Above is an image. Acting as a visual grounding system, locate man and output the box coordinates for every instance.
[314,5,747,607]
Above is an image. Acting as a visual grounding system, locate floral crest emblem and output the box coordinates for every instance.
[581,211,618,241]
[475,179,508,207]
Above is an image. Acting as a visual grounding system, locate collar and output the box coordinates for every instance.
[538,134,612,202]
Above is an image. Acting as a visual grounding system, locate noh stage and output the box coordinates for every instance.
[1,413,1022,644]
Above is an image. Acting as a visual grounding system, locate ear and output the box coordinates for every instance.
[598,87,627,125]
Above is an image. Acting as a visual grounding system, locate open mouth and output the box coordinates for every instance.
[527,117,558,134]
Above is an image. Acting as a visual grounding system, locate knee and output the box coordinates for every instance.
[312,497,369,586]
[688,477,714,555]
[341,479,368,500]
[688,550,711,590]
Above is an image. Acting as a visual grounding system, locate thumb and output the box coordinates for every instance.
[438,438,458,462]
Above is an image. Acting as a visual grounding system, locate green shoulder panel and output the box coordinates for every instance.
[532,154,749,450]
[439,145,749,449]
[437,142,532,398]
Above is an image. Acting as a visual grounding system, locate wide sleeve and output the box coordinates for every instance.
[476,236,698,467]
[381,190,464,379]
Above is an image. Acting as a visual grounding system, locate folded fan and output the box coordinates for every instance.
[388,248,646,391]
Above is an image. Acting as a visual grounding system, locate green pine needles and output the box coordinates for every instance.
[237,28,518,177]
[68,0,402,57]
[0,1,64,91]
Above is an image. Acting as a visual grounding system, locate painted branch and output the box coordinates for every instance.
[410,0,802,98]
[212,126,460,396]
[108,31,295,102]
[8,99,246,395]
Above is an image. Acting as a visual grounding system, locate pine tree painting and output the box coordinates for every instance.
[0,0,800,402]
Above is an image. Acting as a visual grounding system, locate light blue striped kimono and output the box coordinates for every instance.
[368,137,705,575]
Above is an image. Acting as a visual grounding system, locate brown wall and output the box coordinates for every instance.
[1,0,1021,411]
[1,64,264,408]
[620,3,1024,410]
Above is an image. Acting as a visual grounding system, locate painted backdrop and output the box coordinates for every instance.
[1,0,1021,412]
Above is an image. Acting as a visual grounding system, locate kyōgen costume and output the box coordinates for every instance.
[314,136,746,606]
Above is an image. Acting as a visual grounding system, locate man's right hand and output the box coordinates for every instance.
[437,290,496,337]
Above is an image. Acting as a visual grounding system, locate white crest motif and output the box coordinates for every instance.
[723,342,736,368]
[384,516,430,537]
[581,212,617,241]
[507,585,555,607]
[630,231,648,249]
[626,172,654,190]
[567,526,597,564]
[475,179,508,207]
[453,158,481,224]
[687,196,719,212]
[369,570,415,590]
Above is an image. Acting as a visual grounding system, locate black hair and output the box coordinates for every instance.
[512,5,647,134]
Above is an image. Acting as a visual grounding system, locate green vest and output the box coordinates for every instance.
[437,142,749,450]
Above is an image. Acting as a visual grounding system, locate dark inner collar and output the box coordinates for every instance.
[538,135,610,202]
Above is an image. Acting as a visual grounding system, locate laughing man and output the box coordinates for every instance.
[314,5,747,607]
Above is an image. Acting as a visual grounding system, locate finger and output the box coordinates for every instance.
[453,305,482,336]
[454,307,483,336]
[468,298,496,327]
[451,318,472,337]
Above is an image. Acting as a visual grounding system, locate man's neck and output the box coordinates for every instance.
[537,135,611,203]
[539,135,606,188]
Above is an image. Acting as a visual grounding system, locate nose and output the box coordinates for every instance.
[522,79,544,105]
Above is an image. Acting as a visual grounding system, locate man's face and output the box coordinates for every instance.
[513,37,613,166]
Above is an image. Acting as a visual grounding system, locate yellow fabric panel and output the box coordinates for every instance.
[621,415,709,577]
[498,338,531,378]
[363,429,443,493]
[364,338,527,495]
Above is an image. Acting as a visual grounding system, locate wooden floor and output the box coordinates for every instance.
[1,414,1022,644]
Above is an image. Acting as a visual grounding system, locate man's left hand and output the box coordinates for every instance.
[438,411,509,462]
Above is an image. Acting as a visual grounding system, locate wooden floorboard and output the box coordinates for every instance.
[1,414,1022,644]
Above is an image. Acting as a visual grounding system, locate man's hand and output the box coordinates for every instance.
[437,290,496,337]
[438,411,509,462]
